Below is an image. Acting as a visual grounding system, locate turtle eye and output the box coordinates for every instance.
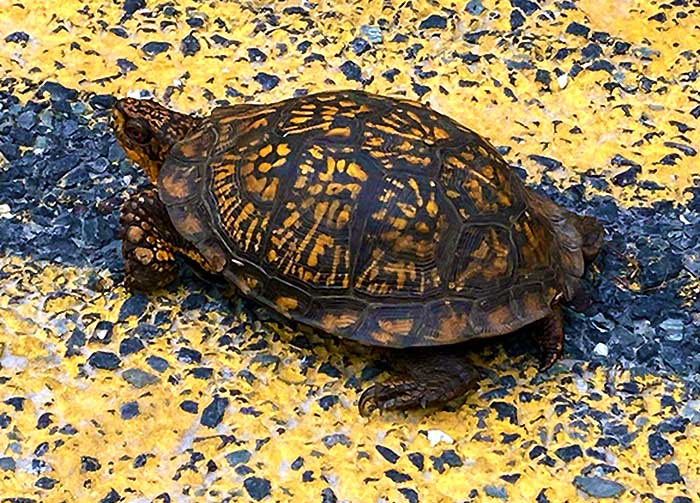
[125,119,152,144]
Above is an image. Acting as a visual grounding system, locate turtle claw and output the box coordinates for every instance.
[358,382,423,416]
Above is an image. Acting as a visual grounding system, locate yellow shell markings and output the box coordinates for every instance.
[1,256,699,502]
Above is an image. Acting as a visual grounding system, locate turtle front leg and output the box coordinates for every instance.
[532,302,564,371]
[120,187,181,291]
[358,347,480,416]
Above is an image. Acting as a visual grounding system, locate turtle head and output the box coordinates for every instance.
[574,214,604,263]
[112,98,199,183]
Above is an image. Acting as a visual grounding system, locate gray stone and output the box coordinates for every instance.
[121,368,159,388]
[225,449,251,466]
[484,485,507,500]
[574,476,626,498]
[360,25,383,43]
[0,457,15,471]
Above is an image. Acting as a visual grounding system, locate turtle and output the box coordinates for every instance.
[111,89,603,415]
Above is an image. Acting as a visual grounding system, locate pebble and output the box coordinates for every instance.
[180,33,201,56]
[322,433,351,448]
[440,450,463,468]
[349,37,371,56]
[557,72,568,89]
[593,343,609,357]
[5,31,30,43]
[318,395,339,410]
[321,487,339,503]
[385,469,411,482]
[100,489,121,503]
[247,48,268,62]
[141,42,171,56]
[535,69,551,86]
[529,155,563,172]
[39,82,79,102]
[648,432,674,459]
[91,320,113,344]
[465,0,485,15]
[340,61,362,82]
[655,463,684,485]
[566,21,590,37]
[177,347,202,364]
[122,0,145,15]
[87,351,121,370]
[360,25,383,43]
[484,485,508,500]
[427,429,454,446]
[119,337,145,356]
[412,83,430,97]
[118,294,148,320]
[200,396,228,428]
[225,450,251,466]
[681,400,700,424]
[376,445,399,463]
[419,14,447,30]
[35,477,58,489]
[510,10,526,30]
[408,452,424,470]
[0,457,16,471]
[186,16,205,28]
[573,476,626,498]
[80,456,101,472]
[243,476,271,501]
[254,72,280,91]
[179,400,198,413]
[555,445,583,462]
[612,166,641,187]
[490,401,518,424]
[133,454,147,468]
[120,401,139,419]
[121,368,159,388]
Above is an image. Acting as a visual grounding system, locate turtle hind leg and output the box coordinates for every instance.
[358,347,480,416]
[533,302,564,371]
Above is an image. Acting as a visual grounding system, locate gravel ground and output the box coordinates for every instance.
[2,86,699,388]
[1,0,700,501]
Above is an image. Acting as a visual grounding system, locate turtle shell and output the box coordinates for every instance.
[158,90,585,348]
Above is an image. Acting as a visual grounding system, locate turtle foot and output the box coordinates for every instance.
[534,302,564,371]
[358,348,480,416]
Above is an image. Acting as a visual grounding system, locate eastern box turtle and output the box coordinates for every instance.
[111,90,603,414]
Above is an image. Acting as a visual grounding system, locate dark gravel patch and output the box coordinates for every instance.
[1,87,699,390]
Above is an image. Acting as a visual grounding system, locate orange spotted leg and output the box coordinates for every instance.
[533,302,564,371]
[119,187,191,291]
[358,347,480,416]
